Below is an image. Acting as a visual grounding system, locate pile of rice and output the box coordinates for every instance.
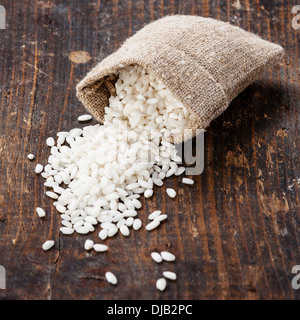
[36,64,195,239]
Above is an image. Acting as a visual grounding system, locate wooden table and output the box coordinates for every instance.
[0,0,299,300]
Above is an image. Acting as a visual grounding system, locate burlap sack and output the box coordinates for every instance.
[76,15,283,141]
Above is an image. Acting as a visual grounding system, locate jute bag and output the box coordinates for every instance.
[76,15,283,141]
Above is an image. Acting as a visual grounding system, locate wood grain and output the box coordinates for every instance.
[0,0,299,300]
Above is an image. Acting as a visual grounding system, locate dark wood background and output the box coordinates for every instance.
[0,0,299,300]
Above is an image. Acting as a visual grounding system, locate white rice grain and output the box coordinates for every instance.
[123,210,137,217]
[144,189,153,198]
[101,222,115,230]
[117,219,126,229]
[105,271,118,285]
[61,220,72,228]
[148,210,161,220]
[163,271,177,280]
[132,219,142,230]
[46,137,55,147]
[146,219,160,231]
[156,278,167,291]
[84,239,94,250]
[61,214,71,221]
[56,205,66,213]
[73,220,84,230]
[108,226,118,237]
[99,229,108,240]
[151,252,163,263]
[175,167,185,176]
[42,240,55,251]
[60,227,74,235]
[160,251,176,262]
[78,114,93,122]
[120,225,130,237]
[75,226,89,234]
[125,217,134,227]
[45,191,58,200]
[93,244,108,252]
[155,214,168,222]
[35,164,43,174]
[36,207,46,218]
[85,216,98,225]
[166,188,176,198]
[182,178,194,185]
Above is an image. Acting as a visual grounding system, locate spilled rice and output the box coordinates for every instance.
[34,65,196,291]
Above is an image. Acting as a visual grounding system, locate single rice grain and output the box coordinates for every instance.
[120,225,130,236]
[156,278,167,291]
[84,239,94,250]
[93,244,108,252]
[105,271,118,285]
[182,178,194,185]
[42,240,55,251]
[46,137,55,147]
[36,207,46,218]
[161,251,176,262]
[60,227,74,235]
[35,164,43,174]
[148,210,161,220]
[151,252,163,263]
[146,219,160,231]
[166,188,176,198]
[132,218,142,230]
[78,114,92,122]
[163,271,177,280]
[155,214,168,222]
